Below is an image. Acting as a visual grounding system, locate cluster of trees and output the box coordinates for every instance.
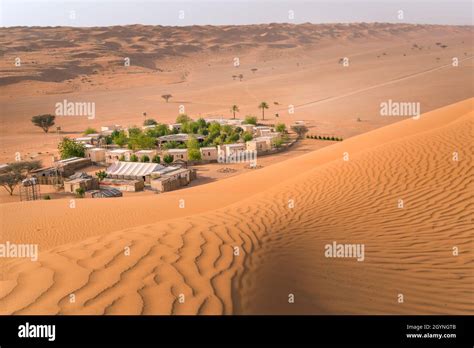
[306,135,343,141]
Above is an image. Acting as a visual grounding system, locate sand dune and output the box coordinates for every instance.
[0,98,472,315]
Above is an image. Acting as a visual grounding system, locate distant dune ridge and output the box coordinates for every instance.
[0,98,472,315]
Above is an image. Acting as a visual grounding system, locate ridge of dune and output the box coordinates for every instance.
[0,98,472,315]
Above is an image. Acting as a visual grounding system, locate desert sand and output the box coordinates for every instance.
[0,23,472,166]
[0,98,472,315]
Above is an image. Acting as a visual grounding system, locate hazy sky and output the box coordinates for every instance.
[1,0,472,27]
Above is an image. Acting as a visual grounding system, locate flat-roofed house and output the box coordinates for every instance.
[254,126,273,137]
[218,143,246,162]
[134,150,157,162]
[246,137,271,153]
[75,136,93,145]
[200,146,218,161]
[240,124,255,133]
[85,148,106,163]
[63,173,99,193]
[168,123,182,132]
[105,149,133,164]
[166,149,188,162]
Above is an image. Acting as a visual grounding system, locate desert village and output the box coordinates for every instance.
[9,115,304,201]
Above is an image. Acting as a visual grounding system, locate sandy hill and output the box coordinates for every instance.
[0,98,472,315]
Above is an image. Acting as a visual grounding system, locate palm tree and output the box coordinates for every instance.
[230,105,239,119]
[258,102,269,120]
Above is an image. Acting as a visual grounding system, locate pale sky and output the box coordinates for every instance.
[0,0,472,27]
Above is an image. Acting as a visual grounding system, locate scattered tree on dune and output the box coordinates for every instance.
[230,105,240,119]
[258,102,269,120]
[161,94,173,103]
[31,114,56,133]
[0,161,41,195]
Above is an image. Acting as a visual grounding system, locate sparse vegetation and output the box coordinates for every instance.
[75,187,85,198]
[31,114,56,133]
[161,94,172,103]
[0,161,41,195]
[84,127,97,135]
[143,119,158,126]
[58,137,85,159]
[96,170,108,181]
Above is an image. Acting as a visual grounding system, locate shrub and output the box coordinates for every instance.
[84,127,97,135]
[176,114,192,124]
[189,148,201,161]
[143,119,158,126]
[275,123,286,133]
[75,187,85,198]
[43,195,51,200]
[163,154,173,164]
[244,116,258,125]
[130,154,138,162]
[242,132,253,142]
[58,137,85,159]
[291,124,309,139]
[152,155,161,163]
[96,170,108,181]
[141,155,150,163]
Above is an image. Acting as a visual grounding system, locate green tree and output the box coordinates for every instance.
[112,131,128,147]
[272,138,284,148]
[163,154,173,164]
[176,114,192,124]
[291,124,309,139]
[143,119,158,126]
[96,170,108,181]
[230,105,239,119]
[128,133,156,150]
[75,187,85,198]
[58,137,85,159]
[275,123,286,133]
[130,154,138,162]
[161,94,172,103]
[188,148,201,161]
[258,102,269,120]
[186,136,200,150]
[141,155,150,162]
[152,155,161,163]
[84,127,97,135]
[31,114,56,133]
[0,161,41,195]
[242,132,253,142]
[244,115,257,125]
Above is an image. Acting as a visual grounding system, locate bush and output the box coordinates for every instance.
[189,148,201,161]
[130,154,138,162]
[272,138,284,148]
[176,114,192,124]
[242,132,253,142]
[58,137,85,159]
[152,155,161,163]
[43,195,51,200]
[141,155,150,163]
[84,127,97,135]
[275,123,287,133]
[75,187,85,198]
[163,154,173,164]
[143,119,158,126]
[244,116,258,125]
[96,170,108,181]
